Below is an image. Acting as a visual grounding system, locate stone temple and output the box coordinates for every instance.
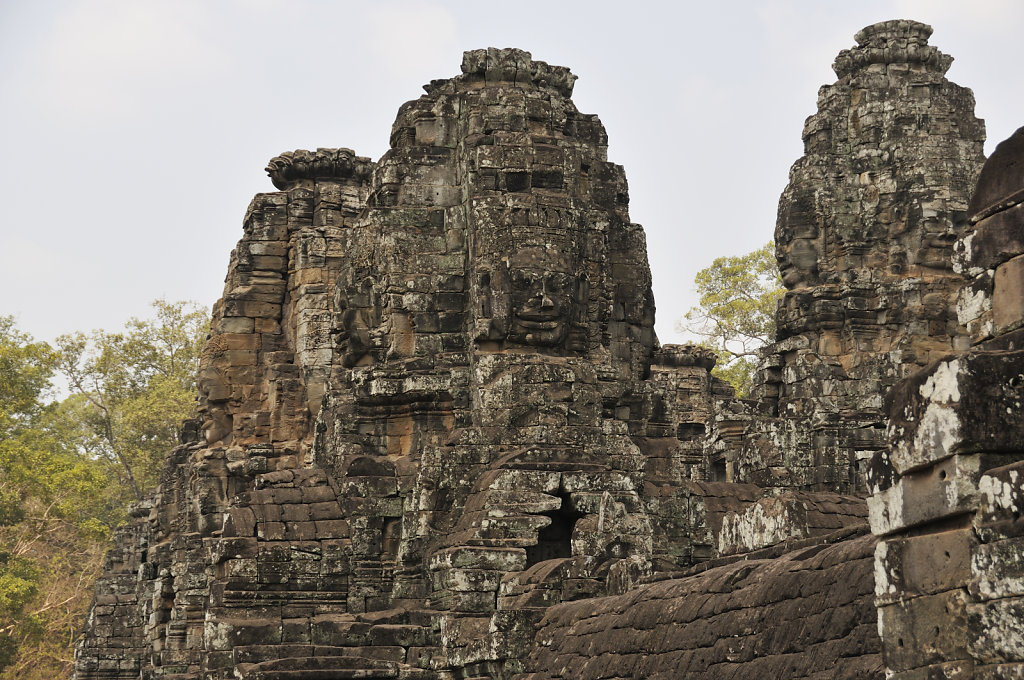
[74,21,1024,679]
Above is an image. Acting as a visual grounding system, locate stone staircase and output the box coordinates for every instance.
[227,609,440,680]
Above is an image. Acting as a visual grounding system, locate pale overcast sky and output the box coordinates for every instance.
[2,0,1022,346]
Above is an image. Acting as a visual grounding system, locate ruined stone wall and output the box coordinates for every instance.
[739,20,986,494]
[868,126,1024,677]
[199,148,373,459]
[74,151,376,679]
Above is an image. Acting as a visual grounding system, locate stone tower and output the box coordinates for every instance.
[308,47,663,670]
[738,20,986,493]
[73,49,725,679]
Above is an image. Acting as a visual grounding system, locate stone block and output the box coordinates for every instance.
[429,546,526,572]
[972,536,1024,601]
[281,504,311,523]
[222,299,282,319]
[969,598,1024,663]
[967,203,1024,271]
[994,255,1024,333]
[314,520,349,539]
[223,508,257,538]
[211,617,283,649]
[434,567,503,593]
[887,350,1024,473]
[281,618,310,643]
[215,316,255,334]
[874,528,971,603]
[216,333,259,351]
[878,590,969,672]
[259,522,285,541]
[868,455,981,536]
[367,624,430,647]
[968,126,1024,223]
[311,615,369,646]
[979,462,1024,523]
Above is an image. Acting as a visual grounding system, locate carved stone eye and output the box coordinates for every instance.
[510,270,533,290]
[547,274,574,295]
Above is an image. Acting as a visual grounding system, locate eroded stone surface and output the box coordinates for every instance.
[520,533,882,679]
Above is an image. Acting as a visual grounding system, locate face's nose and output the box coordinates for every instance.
[532,283,554,309]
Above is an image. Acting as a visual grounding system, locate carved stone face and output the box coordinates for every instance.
[508,269,577,345]
[778,237,821,288]
[777,187,823,288]
[504,247,580,347]
[197,366,232,445]
[334,277,380,368]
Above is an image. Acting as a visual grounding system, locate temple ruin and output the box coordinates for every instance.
[74,20,1024,679]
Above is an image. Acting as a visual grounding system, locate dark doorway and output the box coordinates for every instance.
[525,495,582,567]
[710,458,727,482]
[382,517,401,562]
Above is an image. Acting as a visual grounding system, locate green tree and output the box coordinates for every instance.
[677,242,784,398]
[0,317,109,677]
[56,299,209,503]
[0,301,209,678]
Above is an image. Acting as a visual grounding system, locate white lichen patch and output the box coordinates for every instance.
[718,498,805,554]
[919,359,961,403]
[979,469,1021,514]
[945,465,961,508]
[972,600,1024,661]
[891,401,961,472]
[972,541,1024,600]
[886,359,966,471]
[867,486,903,536]
[958,286,989,326]
[874,540,898,598]
[957,286,990,326]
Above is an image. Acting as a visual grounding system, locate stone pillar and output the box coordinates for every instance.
[869,127,1024,677]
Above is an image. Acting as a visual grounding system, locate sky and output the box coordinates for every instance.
[2,0,1022,347]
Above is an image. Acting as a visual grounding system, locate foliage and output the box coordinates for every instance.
[0,301,209,678]
[0,553,39,668]
[56,299,209,503]
[0,316,106,677]
[677,242,784,398]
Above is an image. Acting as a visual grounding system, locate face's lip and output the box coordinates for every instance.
[517,308,561,321]
[515,317,560,329]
